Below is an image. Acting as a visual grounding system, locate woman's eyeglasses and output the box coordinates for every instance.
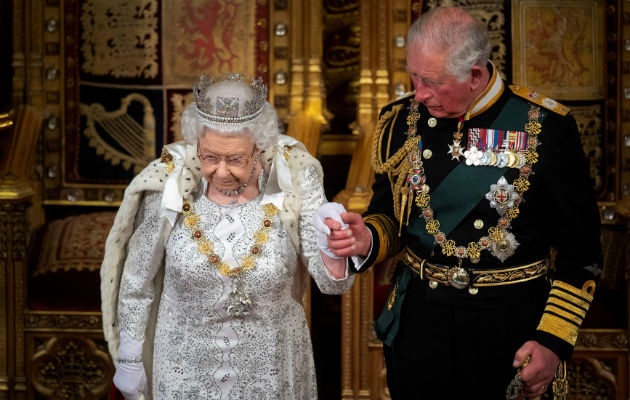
[197,146,256,168]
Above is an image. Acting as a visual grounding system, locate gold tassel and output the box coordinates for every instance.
[552,361,568,400]
[405,188,414,226]
[398,190,408,237]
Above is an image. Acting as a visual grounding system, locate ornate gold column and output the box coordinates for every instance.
[334,0,394,210]
[285,0,326,155]
[336,1,412,399]
[0,105,42,400]
[0,177,31,400]
[338,1,390,399]
[0,109,36,399]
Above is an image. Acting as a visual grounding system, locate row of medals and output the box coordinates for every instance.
[463,146,526,168]
[405,103,519,292]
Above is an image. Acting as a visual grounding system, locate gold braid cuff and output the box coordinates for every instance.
[364,214,400,264]
[537,280,596,346]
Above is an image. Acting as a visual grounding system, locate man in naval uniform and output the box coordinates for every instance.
[313,6,602,399]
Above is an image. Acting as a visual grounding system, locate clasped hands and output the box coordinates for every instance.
[313,203,372,267]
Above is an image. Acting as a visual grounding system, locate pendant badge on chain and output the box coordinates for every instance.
[226,278,253,317]
[485,176,520,216]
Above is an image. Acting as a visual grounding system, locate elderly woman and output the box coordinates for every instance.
[100,73,354,399]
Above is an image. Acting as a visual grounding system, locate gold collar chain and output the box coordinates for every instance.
[412,103,543,264]
[181,199,280,277]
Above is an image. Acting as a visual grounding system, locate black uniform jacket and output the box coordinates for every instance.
[360,65,602,360]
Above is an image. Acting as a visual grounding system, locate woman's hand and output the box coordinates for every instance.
[113,361,148,400]
[114,331,149,400]
[319,251,348,279]
[313,203,372,259]
[313,202,349,260]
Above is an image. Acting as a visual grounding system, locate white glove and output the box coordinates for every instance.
[313,202,349,259]
[114,331,148,400]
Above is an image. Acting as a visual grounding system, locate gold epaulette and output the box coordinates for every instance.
[384,91,415,108]
[364,214,400,264]
[537,280,596,346]
[509,85,570,116]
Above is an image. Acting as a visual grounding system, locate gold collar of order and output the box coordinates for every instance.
[181,199,279,277]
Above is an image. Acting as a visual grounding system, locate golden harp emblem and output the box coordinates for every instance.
[80,93,156,174]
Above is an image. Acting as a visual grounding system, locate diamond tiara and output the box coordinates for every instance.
[192,73,268,124]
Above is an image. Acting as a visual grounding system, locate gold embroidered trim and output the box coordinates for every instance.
[509,85,570,116]
[364,214,399,264]
[544,305,584,326]
[182,200,279,277]
[547,297,588,319]
[403,247,547,288]
[537,280,595,346]
[583,280,596,296]
[469,66,504,118]
[552,280,595,303]
[548,289,591,311]
[472,261,548,286]
[537,312,580,346]
[160,148,175,173]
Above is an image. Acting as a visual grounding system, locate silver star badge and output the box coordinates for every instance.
[490,231,519,262]
[485,176,520,216]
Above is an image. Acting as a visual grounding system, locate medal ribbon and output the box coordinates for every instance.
[407,97,548,253]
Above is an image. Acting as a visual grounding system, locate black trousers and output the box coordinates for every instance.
[383,272,549,399]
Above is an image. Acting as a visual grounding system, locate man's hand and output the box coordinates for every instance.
[313,202,349,260]
[325,212,371,258]
[513,340,560,398]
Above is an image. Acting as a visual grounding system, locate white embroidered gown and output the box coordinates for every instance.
[117,166,353,399]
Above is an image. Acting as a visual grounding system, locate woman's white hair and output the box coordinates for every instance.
[180,76,278,150]
[407,7,491,82]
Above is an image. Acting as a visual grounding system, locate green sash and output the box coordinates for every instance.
[407,97,547,251]
[375,96,549,347]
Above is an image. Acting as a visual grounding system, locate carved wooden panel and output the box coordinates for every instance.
[573,104,605,195]
[28,335,113,399]
[0,200,29,399]
[568,357,617,398]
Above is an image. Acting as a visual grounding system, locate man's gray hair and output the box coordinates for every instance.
[407,7,491,82]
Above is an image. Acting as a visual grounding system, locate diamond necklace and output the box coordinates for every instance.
[216,153,260,202]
